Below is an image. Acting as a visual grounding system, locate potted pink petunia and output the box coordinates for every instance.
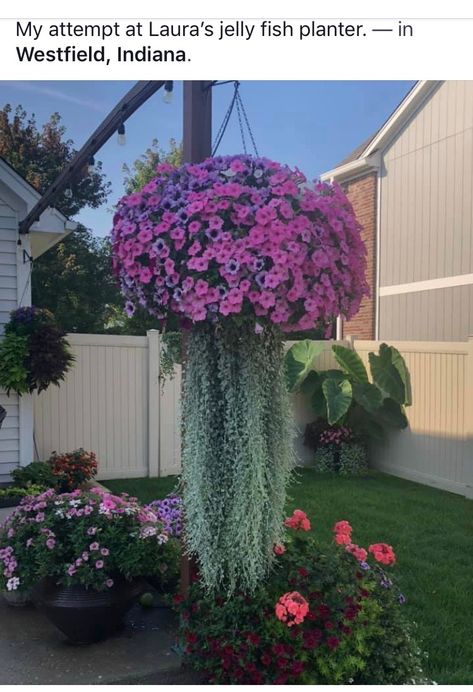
[0,487,177,642]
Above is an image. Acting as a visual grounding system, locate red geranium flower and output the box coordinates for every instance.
[368,542,396,565]
[275,591,309,627]
[284,509,311,531]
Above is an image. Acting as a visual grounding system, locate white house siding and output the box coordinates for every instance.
[0,196,20,482]
[379,80,473,340]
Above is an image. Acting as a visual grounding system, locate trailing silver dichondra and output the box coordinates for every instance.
[181,322,294,594]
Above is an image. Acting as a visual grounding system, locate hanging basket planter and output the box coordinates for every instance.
[111,154,368,594]
[0,307,74,397]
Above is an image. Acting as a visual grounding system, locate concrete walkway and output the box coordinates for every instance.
[0,596,199,684]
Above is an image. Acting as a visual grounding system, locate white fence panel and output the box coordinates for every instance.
[33,333,473,497]
[353,339,472,497]
[33,332,181,480]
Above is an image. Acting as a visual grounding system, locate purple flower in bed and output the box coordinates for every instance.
[146,494,183,538]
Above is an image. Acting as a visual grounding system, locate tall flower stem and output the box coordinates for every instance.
[181,322,294,594]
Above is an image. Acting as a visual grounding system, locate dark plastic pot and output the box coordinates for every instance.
[33,576,144,643]
[0,497,20,509]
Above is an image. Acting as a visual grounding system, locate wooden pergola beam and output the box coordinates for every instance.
[19,80,166,234]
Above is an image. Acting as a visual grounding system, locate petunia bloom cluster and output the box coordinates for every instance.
[111,155,368,333]
[146,494,183,538]
[0,487,172,593]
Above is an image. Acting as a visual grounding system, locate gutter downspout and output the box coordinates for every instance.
[375,163,382,340]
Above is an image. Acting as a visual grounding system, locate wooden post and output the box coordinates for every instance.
[180,81,213,595]
[183,81,212,163]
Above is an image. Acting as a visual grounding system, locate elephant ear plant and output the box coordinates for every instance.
[286,340,412,443]
[111,154,368,594]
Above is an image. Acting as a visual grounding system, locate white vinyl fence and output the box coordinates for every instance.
[33,333,473,497]
[33,332,181,480]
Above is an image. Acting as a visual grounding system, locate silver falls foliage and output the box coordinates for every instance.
[181,322,294,595]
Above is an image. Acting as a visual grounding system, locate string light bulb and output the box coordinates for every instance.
[117,122,126,145]
[163,81,174,104]
[87,155,95,175]
[64,186,73,200]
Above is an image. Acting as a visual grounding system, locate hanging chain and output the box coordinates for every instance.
[235,94,247,154]
[237,92,259,157]
[212,81,239,156]
[212,81,259,157]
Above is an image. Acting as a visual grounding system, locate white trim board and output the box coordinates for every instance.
[379,273,473,297]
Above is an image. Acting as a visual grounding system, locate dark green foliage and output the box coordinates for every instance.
[159,331,182,383]
[26,323,74,393]
[312,441,368,477]
[12,461,57,489]
[313,446,336,473]
[0,308,73,396]
[338,443,368,477]
[0,484,46,500]
[32,226,125,334]
[0,333,29,395]
[175,530,428,684]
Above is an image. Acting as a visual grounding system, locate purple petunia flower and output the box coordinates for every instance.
[146,494,183,538]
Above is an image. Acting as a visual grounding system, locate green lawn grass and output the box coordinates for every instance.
[105,470,473,684]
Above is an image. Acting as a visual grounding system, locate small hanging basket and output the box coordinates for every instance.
[0,307,74,397]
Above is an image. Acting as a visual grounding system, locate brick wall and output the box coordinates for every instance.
[342,172,377,339]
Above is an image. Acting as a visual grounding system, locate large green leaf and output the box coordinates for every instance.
[300,370,321,397]
[332,344,369,383]
[285,340,325,391]
[369,351,405,404]
[310,373,328,419]
[345,404,385,442]
[373,398,409,429]
[322,377,353,425]
[352,381,383,414]
[389,346,412,406]
[324,369,347,382]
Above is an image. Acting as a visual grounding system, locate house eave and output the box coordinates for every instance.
[320,80,442,182]
[29,218,76,259]
[320,154,380,183]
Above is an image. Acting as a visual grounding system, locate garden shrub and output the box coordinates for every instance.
[174,510,429,685]
[338,442,368,477]
[308,424,368,476]
[313,446,336,474]
[12,461,57,489]
[0,485,46,501]
[48,448,98,491]
[11,449,98,492]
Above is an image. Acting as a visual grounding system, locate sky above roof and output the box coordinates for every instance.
[0,80,414,236]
